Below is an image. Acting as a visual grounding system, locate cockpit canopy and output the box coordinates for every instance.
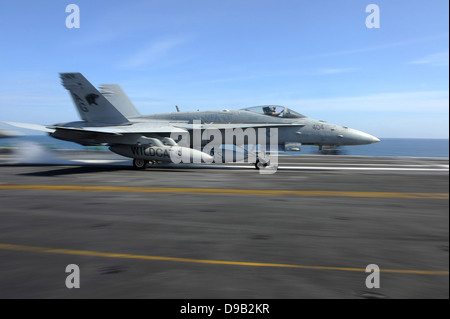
[241,105,306,119]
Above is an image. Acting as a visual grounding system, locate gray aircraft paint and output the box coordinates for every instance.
[5,73,380,169]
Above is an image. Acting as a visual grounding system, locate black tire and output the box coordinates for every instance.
[133,159,148,169]
[254,158,269,170]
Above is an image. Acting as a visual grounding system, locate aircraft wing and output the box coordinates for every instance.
[6,121,187,135]
[49,122,304,145]
[47,123,187,135]
[7,120,302,135]
[5,120,302,146]
[5,121,188,145]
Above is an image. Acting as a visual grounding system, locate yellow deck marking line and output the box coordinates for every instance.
[0,243,447,275]
[0,184,448,199]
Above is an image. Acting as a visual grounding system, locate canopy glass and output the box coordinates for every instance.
[241,105,306,119]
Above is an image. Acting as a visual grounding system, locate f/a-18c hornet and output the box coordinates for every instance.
[6,73,380,170]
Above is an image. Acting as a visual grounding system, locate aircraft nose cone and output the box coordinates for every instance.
[347,129,381,145]
[371,136,381,144]
[360,132,380,144]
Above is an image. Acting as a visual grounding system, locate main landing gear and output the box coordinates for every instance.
[132,159,162,169]
[133,159,149,169]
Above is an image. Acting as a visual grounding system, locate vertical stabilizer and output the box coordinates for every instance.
[60,73,129,124]
[99,84,141,118]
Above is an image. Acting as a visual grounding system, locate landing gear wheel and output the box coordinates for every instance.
[255,158,270,170]
[133,159,148,170]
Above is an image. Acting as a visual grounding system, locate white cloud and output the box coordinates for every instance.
[409,52,449,67]
[119,36,190,69]
[294,35,448,62]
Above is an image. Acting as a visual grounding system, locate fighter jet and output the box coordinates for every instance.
[6,73,380,170]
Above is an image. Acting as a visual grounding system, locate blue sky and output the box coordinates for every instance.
[0,0,448,138]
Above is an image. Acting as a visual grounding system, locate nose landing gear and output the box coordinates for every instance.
[254,158,270,170]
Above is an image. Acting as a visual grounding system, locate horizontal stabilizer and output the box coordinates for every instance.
[4,121,55,133]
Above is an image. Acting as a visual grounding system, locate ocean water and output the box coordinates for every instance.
[298,138,449,158]
[1,135,448,158]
